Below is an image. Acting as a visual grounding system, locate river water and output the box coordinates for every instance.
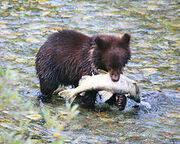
[0,0,179,143]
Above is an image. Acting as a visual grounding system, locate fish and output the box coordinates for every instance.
[96,91,114,103]
[96,91,131,104]
[59,73,140,104]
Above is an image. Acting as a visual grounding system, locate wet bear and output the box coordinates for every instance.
[35,29,131,110]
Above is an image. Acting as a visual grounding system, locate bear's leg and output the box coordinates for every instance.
[106,94,127,110]
[81,90,97,107]
[38,79,59,102]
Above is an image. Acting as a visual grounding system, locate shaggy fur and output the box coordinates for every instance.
[35,29,131,107]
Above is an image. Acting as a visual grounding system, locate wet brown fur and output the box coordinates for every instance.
[35,29,131,105]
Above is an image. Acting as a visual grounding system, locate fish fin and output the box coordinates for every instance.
[98,91,113,102]
[79,75,90,85]
[59,90,76,104]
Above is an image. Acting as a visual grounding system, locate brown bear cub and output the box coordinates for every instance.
[35,29,131,110]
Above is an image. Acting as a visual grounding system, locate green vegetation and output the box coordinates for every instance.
[0,67,79,144]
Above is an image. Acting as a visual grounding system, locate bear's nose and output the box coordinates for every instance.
[111,74,120,82]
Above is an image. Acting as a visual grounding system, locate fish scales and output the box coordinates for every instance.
[59,74,140,104]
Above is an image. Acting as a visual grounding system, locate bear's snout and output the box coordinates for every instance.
[108,69,121,82]
[110,74,120,82]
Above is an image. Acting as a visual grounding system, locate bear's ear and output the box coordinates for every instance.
[122,33,131,44]
[94,36,106,49]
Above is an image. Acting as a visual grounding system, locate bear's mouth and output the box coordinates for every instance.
[109,68,124,82]
[110,74,120,82]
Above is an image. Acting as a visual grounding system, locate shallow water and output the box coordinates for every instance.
[0,0,179,143]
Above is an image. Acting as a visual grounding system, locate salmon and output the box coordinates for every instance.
[59,73,140,104]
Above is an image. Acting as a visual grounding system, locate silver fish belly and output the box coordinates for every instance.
[59,74,140,103]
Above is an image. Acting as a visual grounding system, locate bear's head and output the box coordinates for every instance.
[92,33,131,82]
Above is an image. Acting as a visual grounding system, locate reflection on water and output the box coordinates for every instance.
[0,0,179,143]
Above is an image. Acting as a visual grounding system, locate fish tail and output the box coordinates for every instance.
[59,90,76,104]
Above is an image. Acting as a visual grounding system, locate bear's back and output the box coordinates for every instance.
[36,30,93,87]
[43,30,90,52]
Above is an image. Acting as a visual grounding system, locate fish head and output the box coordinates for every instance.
[129,83,140,103]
